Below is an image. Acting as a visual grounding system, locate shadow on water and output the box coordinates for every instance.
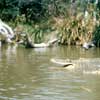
[0,45,100,100]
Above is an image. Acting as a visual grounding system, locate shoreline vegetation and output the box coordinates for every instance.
[0,0,100,48]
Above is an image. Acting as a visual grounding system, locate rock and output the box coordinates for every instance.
[25,35,58,48]
[82,41,95,50]
[33,38,58,48]
[0,19,15,44]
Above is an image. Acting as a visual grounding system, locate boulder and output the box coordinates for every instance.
[0,20,14,44]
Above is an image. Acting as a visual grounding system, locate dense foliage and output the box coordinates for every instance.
[0,0,72,22]
[0,0,100,21]
[0,0,43,21]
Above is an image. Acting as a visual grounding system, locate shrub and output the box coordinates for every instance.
[93,24,100,47]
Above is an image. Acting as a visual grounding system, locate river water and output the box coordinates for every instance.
[0,45,100,100]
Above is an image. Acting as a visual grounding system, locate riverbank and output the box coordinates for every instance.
[0,0,100,47]
[6,14,100,48]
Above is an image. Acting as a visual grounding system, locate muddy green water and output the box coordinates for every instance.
[0,45,100,100]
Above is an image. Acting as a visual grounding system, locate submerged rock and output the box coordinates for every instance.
[50,58,73,67]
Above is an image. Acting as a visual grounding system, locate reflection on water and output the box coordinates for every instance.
[0,45,100,100]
